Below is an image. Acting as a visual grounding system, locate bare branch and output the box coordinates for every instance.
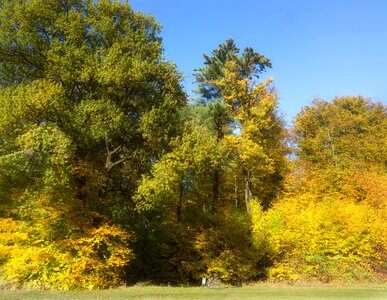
[104,132,126,171]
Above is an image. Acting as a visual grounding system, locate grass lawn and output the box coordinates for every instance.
[0,285,386,300]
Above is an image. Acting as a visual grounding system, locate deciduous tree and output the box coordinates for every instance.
[0,0,185,288]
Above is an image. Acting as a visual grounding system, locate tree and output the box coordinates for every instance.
[194,38,271,101]
[293,96,386,171]
[195,39,286,213]
[253,97,387,283]
[132,119,230,283]
[0,0,185,288]
[290,96,386,199]
[216,61,287,212]
[194,39,285,213]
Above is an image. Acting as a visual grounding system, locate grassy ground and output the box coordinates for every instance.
[0,285,386,300]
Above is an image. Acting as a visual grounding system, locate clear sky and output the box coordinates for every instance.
[129,0,387,124]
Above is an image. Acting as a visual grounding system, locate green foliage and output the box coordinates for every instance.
[194,38,271,101]
[0,0,383,289]
[293,96,386,170]
[195,212,270,285]
[139,223,205,285]
[135,122,228,213]
[133,103,275,284]
[0,0,184,289]
[194,39,287,213]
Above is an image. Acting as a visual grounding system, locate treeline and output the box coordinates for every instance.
[0,0,385,289]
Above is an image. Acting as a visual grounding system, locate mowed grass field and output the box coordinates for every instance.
[0,285,386,300]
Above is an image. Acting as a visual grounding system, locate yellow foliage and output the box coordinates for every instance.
[63,224,134,289]
[194,212,268,284]
[252,195,386,282]
[342,170,387,210]
[0,221,134,290]
[0,218,26,265]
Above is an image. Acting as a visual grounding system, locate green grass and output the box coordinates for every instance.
[0,285,386,300]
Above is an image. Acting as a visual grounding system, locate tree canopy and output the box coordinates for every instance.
[0,0,185,289]
[0,0,385,289]
[294,96,386,170]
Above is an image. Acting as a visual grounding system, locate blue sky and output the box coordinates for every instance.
[129,0,387,124]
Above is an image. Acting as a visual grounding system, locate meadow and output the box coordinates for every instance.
[0,285,386,300]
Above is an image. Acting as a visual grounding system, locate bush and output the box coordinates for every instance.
[195,211,271,285]
[0,221,134,290]
[252,194,386,283]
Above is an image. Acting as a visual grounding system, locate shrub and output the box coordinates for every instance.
[252,194,386,283]
[195,211,271,285]
[0,221,134,290]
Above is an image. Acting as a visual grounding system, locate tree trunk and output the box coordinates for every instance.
[177,181,184,223]
[234,174,238,208]
[211,168,219,214]
[211,107,226,215]
[244,171,252,215]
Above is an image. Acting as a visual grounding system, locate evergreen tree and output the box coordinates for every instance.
[195,39,286,212]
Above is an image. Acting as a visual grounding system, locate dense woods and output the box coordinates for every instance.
[0,0,385,289]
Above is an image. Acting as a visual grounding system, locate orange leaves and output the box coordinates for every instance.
[272,105,387,283]
[342,170,387,210]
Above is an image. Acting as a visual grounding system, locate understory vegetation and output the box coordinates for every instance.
[0,0,385,290]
